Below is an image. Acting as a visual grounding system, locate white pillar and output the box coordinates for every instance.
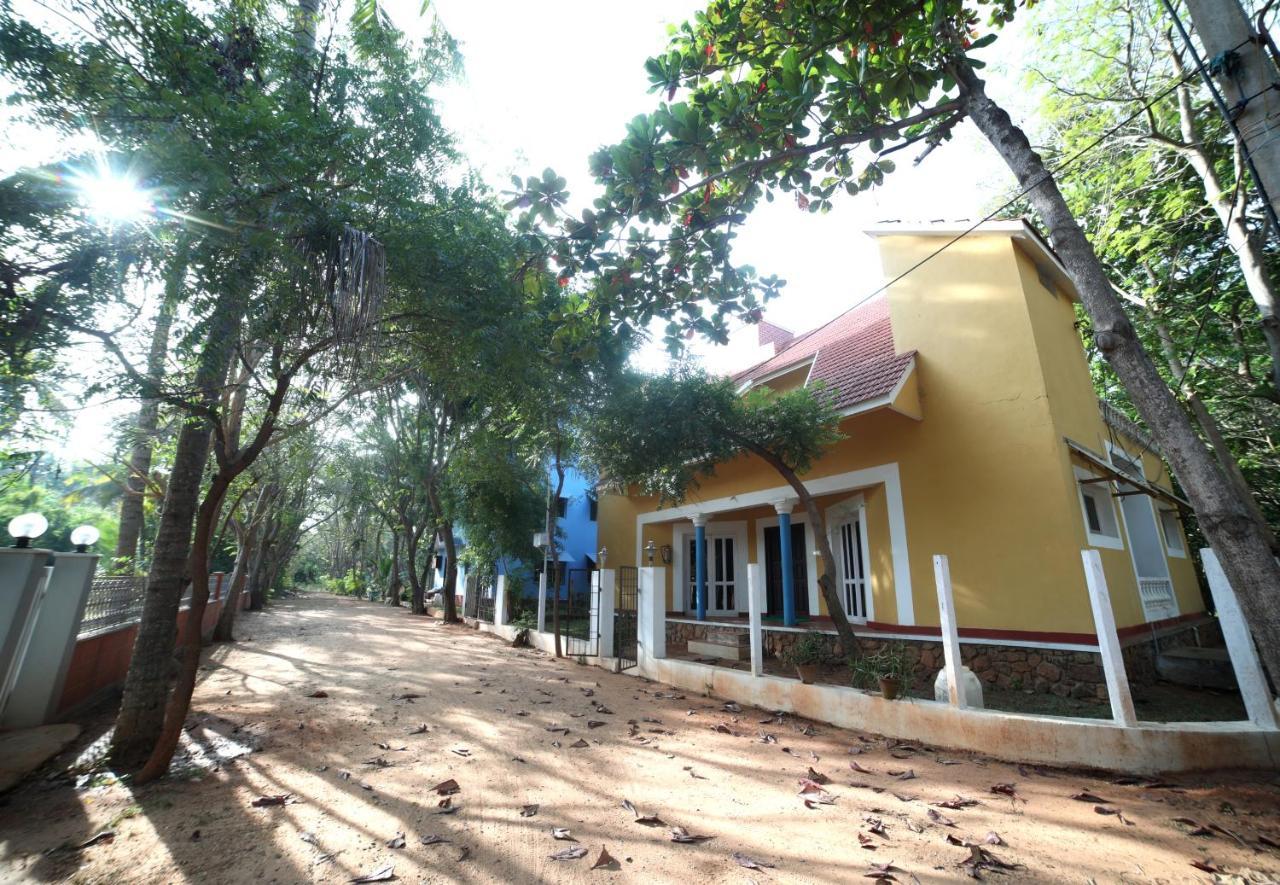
[494,575,507,626]
[1201,548,1278,729]
[2,552,98,727]
[637,566,666,666]
[598,569,616,659]
[932,554,967,707]
[746,563,764,677]
[536,571,547,633]
[0,547,52,715]
[1080,549,1137,726]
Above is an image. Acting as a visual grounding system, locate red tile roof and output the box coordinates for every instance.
[733,296,915,412]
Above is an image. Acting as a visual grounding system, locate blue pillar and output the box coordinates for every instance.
[695,520,707,621]
[779,510,796,626]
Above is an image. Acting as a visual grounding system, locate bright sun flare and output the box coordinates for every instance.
[70,165,154,225]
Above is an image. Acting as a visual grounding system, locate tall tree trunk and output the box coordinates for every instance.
[1144,301,1279,552]
[212,483,273,642]
[953,55,1280,678]
[440,520,459,622]
[1180,0,1280,223]
[110,289,242,765]
[404,520,426,614]
[1158,45,1280,397]
[388,530,402,606]
[114,264,180,570]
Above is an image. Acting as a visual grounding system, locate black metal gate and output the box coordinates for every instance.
[558,567,597,656]
[476,572,496,623]
[615,566,638,670]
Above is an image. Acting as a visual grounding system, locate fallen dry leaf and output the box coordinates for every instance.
[732,852,777,870]
[520,804,538,817]
[806,766,830,784]
[408,723,428,734]
[549,846,588,861]
[984,831,1005,846]
[989,783,1024,802]
[251,794,293,807]
[1069,791,1111,804]
[386,833,405,849]
[933,796,980,810]
[307,690,329,698]
[850,760,873,774]
[622,798,663,825]
[670,827,713,844]
[74,831,116,850]
[349,863,394,883]
[1189,859,1222,873]
[927,808,956,828]
[591,846,617,870]
[1094,805,1134,826]
[569,738,589,748]
[419,835,450,846]
[432,779,460,796]
[552,828,574,841]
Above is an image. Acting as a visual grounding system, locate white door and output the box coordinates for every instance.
[686,535,739,615]
[835,517,869,620]
[1112,450,1178,621]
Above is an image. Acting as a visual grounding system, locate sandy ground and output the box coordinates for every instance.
[2,592,1280,884]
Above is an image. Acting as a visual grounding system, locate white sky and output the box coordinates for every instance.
[7,0,1042,461]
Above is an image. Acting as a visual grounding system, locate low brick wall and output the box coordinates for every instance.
[668,617,1222,703]
[57,599,226,715]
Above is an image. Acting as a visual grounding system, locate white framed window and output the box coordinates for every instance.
[1159,509,1186,557]
[824,494,872,622]
[1075,467,1123,550]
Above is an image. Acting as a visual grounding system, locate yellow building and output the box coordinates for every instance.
[597,220,1207,698]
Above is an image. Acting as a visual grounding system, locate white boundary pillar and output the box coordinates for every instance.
[598,569,616,659]
[494,575,507,626]
[3,552,98,727]
[637,566,666,667]
[536,571,547,632]
[0,548,51,716]
[1081,549,1137,726]
[460,572,472,619]
[1201,548,1279,729]
[747,563,764,677]
[932,554,967,707]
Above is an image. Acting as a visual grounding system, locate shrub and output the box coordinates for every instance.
[849,642,911,691]
[782,631,829,666]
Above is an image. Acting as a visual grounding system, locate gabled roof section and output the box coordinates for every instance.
[734,296,917,414]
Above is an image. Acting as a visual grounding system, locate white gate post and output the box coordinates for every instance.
[460,572,472,620]
[0,548,52,718]
[637,566,666,667]
[747,563,764,677]
[494,575,507,626]
[598,569,616,659]
[1201,548,1279,728]
[536,571,547,633]
[933,555,967,707]
[2,552,99,727]
[1081,549,1137,726]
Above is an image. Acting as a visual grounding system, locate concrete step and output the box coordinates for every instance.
[1156,646,1237,691]
[688,629,751,662]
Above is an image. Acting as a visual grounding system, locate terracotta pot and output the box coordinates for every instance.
[878,676,902,700]
[794,662,820,685]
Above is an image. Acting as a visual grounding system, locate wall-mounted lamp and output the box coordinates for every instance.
[644,539,656,565]
[598,546,608,568]
[660,544,672,565]
[71,524,101,553]
[7,512,48,549]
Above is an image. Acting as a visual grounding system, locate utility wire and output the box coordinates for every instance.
[1159,0,1280,240]
[846,69,1200,311]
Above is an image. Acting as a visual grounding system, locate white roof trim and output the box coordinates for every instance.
[863,218,1076,301]
[737,354,817,394]
[837,356,919,420]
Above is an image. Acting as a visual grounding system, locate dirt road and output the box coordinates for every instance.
[2,593,1279,883]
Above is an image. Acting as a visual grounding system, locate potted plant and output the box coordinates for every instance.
[783,632,829,684]
[850,642,912,699]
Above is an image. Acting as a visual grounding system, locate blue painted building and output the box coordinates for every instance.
[431,464,599,600]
